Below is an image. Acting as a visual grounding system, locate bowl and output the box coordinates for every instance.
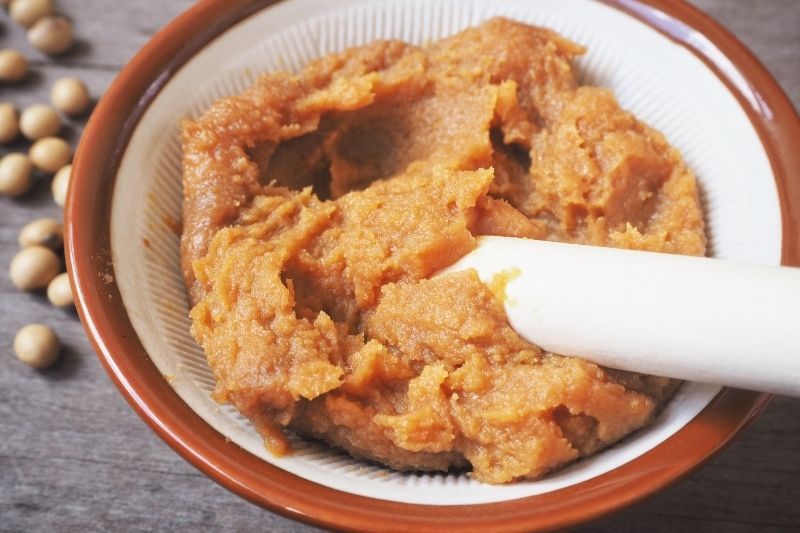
[66,0,800,530]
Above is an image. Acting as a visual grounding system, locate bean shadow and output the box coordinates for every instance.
[42,340,83,380]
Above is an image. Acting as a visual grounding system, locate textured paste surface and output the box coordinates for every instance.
[182,18,705,483]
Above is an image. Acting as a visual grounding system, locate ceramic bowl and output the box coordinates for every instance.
[66,0,800,530]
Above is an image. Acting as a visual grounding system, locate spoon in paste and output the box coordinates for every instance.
[443,236,800,396]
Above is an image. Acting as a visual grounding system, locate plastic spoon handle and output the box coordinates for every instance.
[443,236,800,396]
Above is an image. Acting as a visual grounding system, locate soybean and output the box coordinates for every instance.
[51,78,89,116]
[0,153,33,197]
[28,15,73,55]
[20,103,61,140]
[47,272,74,308]
[0,102,20,143]
[9,0,53,28]
[29,136,72,173]
[18,217,63,249]
[14,324,61,369]
[51,164,70,206]
[0,49,27,82]
[9,245,61,290]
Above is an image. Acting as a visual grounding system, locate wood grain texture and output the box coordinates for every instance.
[0,1,797,531]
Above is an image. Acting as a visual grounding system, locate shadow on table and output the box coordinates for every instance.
[44,341,83,379]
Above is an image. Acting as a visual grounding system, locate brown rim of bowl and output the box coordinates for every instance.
[65,0,799,531]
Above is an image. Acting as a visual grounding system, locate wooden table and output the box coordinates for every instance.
[1,1,798,531]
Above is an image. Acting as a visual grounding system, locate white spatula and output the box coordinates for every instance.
[443,236,800,396]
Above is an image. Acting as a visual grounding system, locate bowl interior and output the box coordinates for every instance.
[109,0,781,505]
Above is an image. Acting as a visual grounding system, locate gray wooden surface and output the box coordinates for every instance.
[1,1,798,531]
